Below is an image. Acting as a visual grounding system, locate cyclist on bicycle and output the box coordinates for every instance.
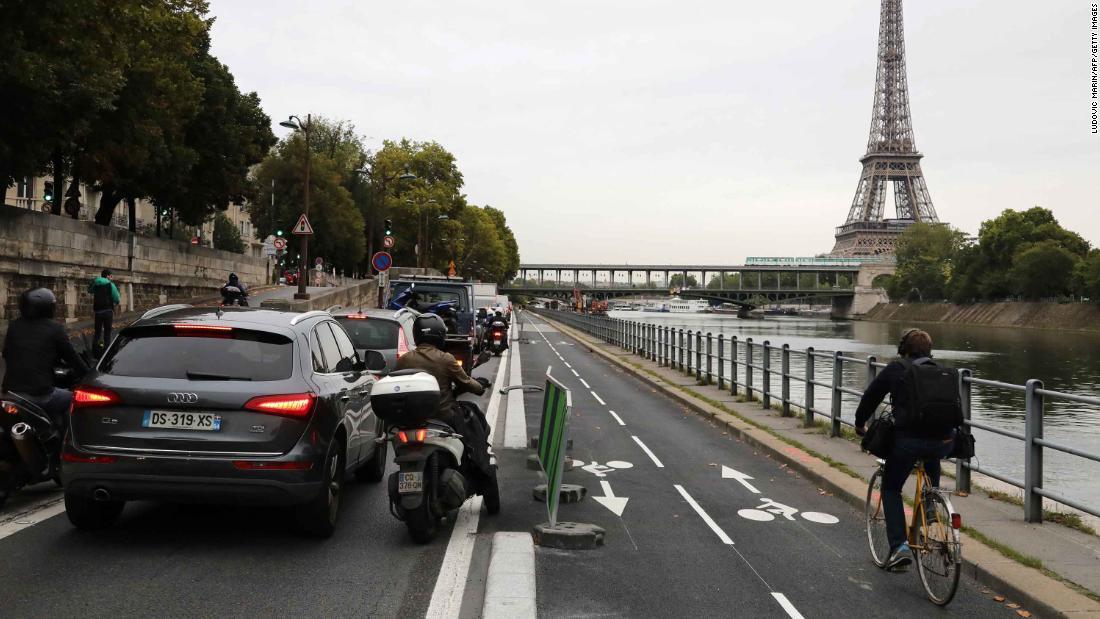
[855,329,956,572]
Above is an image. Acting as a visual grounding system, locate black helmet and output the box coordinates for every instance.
[413,313,447,349]
[19,287,57,319]
[228,272,239,283]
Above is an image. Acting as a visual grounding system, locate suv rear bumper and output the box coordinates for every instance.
[61,444,324,506]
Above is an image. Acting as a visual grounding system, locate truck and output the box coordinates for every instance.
[388,277,477,368]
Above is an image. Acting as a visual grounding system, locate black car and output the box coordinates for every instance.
[61,305,387,537]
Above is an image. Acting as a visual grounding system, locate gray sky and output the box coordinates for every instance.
[210,0,1098,264]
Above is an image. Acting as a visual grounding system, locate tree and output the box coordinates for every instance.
[213,212,245,253]
[1075,251,1100,301]
[249,136,364,270]
[481,206,520,282]
[888,223,970,301]
[669,274,699,288]
[453,207,507,283]
[706,273,742,289]
[1009,241,1080,299]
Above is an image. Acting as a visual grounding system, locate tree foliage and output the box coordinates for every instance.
[213,212,245,253]
[891,208,1094,302]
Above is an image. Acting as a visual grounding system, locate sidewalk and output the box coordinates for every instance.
[542,314,1100,618]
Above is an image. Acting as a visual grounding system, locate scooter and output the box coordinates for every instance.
[220,285,249,307]
[486,320,508,356]
[0,354,90,509]
[369,350,499,543]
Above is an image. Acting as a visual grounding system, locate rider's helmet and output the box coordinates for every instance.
[19,288,57,320]
[228,272,239,285]
[413,313,448,349]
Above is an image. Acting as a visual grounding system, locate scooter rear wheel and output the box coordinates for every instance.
[405,454,441,544]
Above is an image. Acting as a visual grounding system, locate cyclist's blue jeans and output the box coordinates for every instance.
[883,433,955,551]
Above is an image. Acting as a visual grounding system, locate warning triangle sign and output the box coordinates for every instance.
[292,213,314,235]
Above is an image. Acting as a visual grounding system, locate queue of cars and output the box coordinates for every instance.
[58,289,477,538]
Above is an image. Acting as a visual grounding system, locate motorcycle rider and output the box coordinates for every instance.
[487,310,509,349]
[395,313,492,475]
[220,272,248,306]
[1,288,89,429]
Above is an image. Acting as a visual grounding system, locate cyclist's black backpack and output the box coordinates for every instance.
[897,358,963,435]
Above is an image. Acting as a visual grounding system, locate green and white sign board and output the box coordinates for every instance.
[537,371,572,526]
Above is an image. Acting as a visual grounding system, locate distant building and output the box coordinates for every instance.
[3,175,263,257]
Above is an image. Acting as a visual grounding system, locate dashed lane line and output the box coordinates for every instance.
[591,391,606,406]
[570,369,579,377]
[631,435,664,467]
[579,378,590,389]
[771,593,806,619]
[608,410,626,426]
[563,362,572,368]
[673,484,733,545]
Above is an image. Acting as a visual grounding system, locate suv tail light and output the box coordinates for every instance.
[72,386,121,409]
[397,329,410,358]
[243,393,315,418]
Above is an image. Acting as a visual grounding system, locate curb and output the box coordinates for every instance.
[541,314,1100,619]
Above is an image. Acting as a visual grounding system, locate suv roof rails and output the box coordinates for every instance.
[392,275,468,282]
[325,304,343,313]
[289,310,330,326]
[140,304,192,321]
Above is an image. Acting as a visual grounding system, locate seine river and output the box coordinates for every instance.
[610,310,1100,512]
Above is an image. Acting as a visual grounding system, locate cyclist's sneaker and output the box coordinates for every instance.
[886,543,913,572]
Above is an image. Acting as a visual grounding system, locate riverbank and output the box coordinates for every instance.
[862,301,1100,332]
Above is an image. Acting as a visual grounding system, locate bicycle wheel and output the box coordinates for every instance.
[916,491,961,606]
[865,467,890,567]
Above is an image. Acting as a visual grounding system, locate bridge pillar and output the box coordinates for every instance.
[831,263,893,319]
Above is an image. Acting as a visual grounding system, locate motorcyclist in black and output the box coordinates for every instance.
[487,311,509,349]
[1,288,89,429]
[220,272,248,306]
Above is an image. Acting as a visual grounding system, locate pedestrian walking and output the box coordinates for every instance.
[89,268,121,356]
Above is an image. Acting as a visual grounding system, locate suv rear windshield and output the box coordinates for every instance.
[334,317,399,350]
[100,326,294,381]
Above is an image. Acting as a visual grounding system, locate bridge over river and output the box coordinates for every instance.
[501,259,895,317]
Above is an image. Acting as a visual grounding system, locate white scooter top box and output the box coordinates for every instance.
[371,372,441,426]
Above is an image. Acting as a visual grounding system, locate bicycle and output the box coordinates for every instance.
[866,458,962,605]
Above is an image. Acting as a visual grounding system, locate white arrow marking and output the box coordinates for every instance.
[592,481,629,517]
[722,465,761,494]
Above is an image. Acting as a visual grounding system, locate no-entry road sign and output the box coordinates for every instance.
[371,251,393,273]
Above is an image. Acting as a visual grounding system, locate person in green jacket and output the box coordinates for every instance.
[89,269,121,356]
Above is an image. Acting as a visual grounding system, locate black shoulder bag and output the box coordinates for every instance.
[860,411,895,458]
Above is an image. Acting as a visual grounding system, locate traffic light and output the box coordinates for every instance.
[43,182,54,203]
[276,229,284,236]
[384,219,393,235]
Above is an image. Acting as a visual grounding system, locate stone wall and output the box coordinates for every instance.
[260,280,379,313]
[862,301,1100,333]
[0,205,268,329]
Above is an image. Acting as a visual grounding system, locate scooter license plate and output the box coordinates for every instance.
[398,471,423,494]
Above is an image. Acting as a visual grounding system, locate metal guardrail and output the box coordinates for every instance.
[534,309,1100,524]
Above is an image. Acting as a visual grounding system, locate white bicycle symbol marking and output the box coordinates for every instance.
[737,498,839,524]
[571,460,633,478]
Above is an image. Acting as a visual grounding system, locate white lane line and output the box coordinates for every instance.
[563,362,572,368]
[0,495,66,540]
[427,348,510,618]
[631,435,664,467]
[608,410,626,426]
[591,391,606,406]
[482,532,537,619]
[425,496,484,618]
[579,378,590,389]
[771,593,806,619]
[546,365,552,375]
[504,320,527,449]
[570,369,579,377]
[674,484,733,545]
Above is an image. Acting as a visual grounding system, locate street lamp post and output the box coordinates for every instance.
[280,114,312,300]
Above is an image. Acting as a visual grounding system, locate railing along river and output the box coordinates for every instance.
[532,309,1100,524]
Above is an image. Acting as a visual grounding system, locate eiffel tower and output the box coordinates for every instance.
[832,0,940,257]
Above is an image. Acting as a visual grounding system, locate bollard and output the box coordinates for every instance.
[745,338,754,399]
[781,344,791,417]
[804,347,815,428]
[762,341,772,410]
[695,332,703,383]
[705,333,713,385]
[730,336,739,396]
[830,351,842,437]
[956,369,973,494]
[717,334,726,390]
[1024,379,1044,523]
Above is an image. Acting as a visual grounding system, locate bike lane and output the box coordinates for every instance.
[512,313,1010,618]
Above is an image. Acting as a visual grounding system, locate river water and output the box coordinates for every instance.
[610,310,1100,512]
